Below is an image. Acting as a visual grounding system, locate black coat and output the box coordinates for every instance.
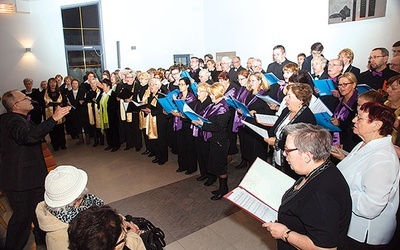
[0,112,57,191]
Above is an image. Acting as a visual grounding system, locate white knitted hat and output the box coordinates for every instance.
[44,165,88,208]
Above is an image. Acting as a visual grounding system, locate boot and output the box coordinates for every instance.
[85,133,91,145]
[211,177,228,200]
[75,134,84,145]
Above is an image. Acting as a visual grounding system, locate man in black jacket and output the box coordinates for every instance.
[0,90,70,249]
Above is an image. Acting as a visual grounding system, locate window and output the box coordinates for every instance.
[61,3,103,80]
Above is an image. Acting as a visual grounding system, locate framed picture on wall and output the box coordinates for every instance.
[216,51,236,62]
[328,0,387,24]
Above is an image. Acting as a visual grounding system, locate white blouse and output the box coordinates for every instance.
[337,136,400,245]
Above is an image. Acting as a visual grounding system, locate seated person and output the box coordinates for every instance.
[35,165,104,249]
[68,205,145,250]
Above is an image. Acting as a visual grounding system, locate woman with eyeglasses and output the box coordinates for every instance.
[263,123,351,250]
[171,77,197,174]
[334,102,400,249]
[330,72,360,153]
[68,205,145,250]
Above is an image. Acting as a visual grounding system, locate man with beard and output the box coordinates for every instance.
[359,47,399,90]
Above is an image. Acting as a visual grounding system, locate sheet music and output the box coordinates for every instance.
[256,94,281,106]
[255,114,278,125]
[227,187,277,222]
[224,158,295,223]
[242,120,269,138]
[309,97,333,116]
[131,100,145,107]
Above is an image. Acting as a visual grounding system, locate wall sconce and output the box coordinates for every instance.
[0,3,15,14]
[25,48,32,53]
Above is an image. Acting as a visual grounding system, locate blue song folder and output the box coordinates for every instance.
[314,112,341,132]
[313,79,336,96]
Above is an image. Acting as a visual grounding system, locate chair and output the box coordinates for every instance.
[0,189,7,228]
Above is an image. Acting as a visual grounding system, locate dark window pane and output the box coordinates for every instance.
[63,29,82,45]
[81,5,99,28]
[67,51,84,67]
[85,50,101,67]
[62,8,80,28]
[83,30,100,46]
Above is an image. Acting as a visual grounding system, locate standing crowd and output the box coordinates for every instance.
[1,40,400,249]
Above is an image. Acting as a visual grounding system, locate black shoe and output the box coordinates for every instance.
[211,189,220,195]
[93,143,98,147]
[148,152,155,157]
[234,160,248,170]
[124,147,132,151]
[196,175,208,181]
[185,170,195,175]
[176,168,185,172]
[135,147,141,152]
[111,147,119,152]
[152,158,159,163]
[158,160,167,165]
[210,190,228,200]
[204,176,217,186]
[60,145,67,150]
[53,148,59,151]
[142,149,150,155]
[104,146,112,150]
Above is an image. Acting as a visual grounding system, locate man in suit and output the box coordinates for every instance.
[393,41,400,58]
[267,45,294,80]
[189,57,201,83]
[0,90,70,249]
[359,47,399,90]
[302,42,325,73]
[390,56,400,74]
[251,58,266,74]
[228,56,246,87]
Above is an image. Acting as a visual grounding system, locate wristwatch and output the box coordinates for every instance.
[283,230,292,242]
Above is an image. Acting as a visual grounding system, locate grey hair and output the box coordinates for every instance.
[46,187,89,212]
[221,56,232,65]
[199,68,211,77]
[284,123,331,162]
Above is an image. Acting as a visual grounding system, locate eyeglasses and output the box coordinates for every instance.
[14,96,31,105]
[337,82,353,88]
[284,147,298,155]
[354,113,370,122]
[368,55,385,60]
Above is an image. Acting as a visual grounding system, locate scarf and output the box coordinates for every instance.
[173,91,196,131]
[332,91,358,145]
[99,94,110,132]
[232,87,251,132]
[47,194,104,224]
[201,99,229,141]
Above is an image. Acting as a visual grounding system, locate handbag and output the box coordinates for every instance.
[125,215,166,250]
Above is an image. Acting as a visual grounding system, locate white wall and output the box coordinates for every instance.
[203,0,400,70]
[0,0,399,106]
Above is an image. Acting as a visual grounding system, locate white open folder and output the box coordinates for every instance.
[224,158,295,223]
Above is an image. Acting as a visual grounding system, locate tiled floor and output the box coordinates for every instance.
[0,136,277,250]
